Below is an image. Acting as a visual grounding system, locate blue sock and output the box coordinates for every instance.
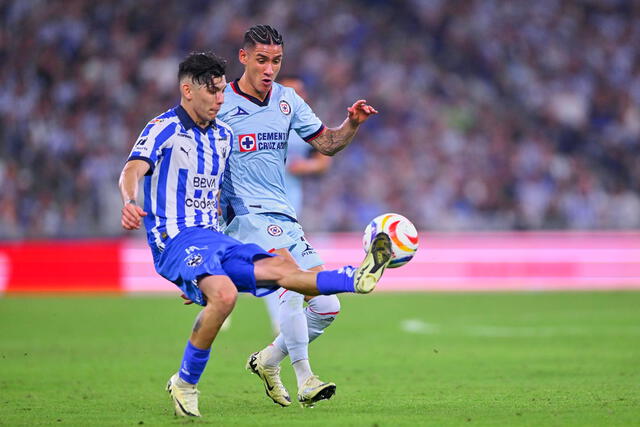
[178,340,211,384]
[316,267,356,295]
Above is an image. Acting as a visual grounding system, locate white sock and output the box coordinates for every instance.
[261,344,287,367]
[275,290,309,364]
[292,359,313,387]
[271,294,341,359]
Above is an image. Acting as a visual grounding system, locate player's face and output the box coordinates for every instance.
[239,43,283,97]
[191,75,226,124]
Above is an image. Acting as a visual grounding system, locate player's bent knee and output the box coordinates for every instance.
[199,275,238,311]
[308,295,341,317]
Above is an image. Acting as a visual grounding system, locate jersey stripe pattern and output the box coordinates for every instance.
[217,80,324,223]
[128,105,233,251]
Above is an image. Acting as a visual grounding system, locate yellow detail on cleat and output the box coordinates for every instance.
[246,351,292,407]
[297,375,336,408]
[354,232,392,293]
[166,373,201,417]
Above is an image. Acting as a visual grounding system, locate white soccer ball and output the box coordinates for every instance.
[362,213,419,268]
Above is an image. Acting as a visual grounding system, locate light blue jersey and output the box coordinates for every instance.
[218,80,324,222]
[283,130,314,214]
[127,105,234,251]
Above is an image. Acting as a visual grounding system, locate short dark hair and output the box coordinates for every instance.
[243,25,283,48]
[178,52,226,87]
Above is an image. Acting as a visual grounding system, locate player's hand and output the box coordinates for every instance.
[121,202,147,230]
[180,293,195,305]
[347,100,378,125]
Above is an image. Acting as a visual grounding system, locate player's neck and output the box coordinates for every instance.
[238,75,269,102]
[180,102,210,128]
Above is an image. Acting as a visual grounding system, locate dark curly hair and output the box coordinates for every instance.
[178,51,226,87]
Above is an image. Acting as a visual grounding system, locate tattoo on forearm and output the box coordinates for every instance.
[313,127,356,156]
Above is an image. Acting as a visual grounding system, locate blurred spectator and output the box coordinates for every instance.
[1,0,639,239]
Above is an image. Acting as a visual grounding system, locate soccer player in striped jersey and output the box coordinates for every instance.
[217,25,378,408]
[118,52,392,418]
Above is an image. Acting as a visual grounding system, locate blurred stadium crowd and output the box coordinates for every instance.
[1,0,639,238]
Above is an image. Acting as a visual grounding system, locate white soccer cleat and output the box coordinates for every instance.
[354,232,392,293]
[297,375,337,408]
[246,351,291,407]
[166,373,201,417]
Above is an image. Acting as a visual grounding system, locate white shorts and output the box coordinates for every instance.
[224,213,323,270]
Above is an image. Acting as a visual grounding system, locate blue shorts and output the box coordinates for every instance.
[224,213,323,270]
[152,227,277,306]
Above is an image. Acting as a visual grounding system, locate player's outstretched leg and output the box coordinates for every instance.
[254,233,392,296]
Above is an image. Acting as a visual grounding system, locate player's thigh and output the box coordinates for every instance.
[253,254,299,282]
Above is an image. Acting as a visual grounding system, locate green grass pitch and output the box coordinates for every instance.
[1,292,639,425]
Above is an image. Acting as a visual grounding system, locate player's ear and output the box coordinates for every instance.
[239,48,248,65]
[180,80,192,100]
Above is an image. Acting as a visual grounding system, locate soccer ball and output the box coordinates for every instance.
[362,213,419,268]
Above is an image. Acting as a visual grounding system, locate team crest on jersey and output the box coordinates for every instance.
[267,224,283,236]
[279,100,291,115]
[185,253,203,267]
[238,134,257,152]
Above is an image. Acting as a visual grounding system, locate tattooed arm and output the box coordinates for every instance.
[308,99,378,156]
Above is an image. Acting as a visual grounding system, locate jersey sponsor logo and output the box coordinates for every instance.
[193,176,216,189]
[180,146,191,157]
[177,132,192,139]
[267,224,283,236]
[185,253,203,267]
[185,197,216,210]
[300,237,317,257]
[279,100,291,115]
[149,118,165,124]
[135,137,147,146]
[239,134,257,152]
[232,106,249,116]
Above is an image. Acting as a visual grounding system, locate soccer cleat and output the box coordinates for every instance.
[297,375,337,408]
[246,351,291,407]
[166,373,201,417]
[354,232,392,293]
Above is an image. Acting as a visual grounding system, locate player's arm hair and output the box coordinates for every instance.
[307,118,360,156]
[118,160,150,205]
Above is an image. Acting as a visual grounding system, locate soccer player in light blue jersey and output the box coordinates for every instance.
[118,52,392,418]
[260,75,332,334]
[217,25,378,408]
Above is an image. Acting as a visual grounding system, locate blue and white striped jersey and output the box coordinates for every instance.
[217,79,324,222]
[127,105,234,251]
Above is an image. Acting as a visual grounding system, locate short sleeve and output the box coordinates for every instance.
[127,119,177,175]
[289,89,325,142]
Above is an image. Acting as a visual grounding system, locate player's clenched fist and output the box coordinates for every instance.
[121,201,147,230]
[347,99,378,125]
